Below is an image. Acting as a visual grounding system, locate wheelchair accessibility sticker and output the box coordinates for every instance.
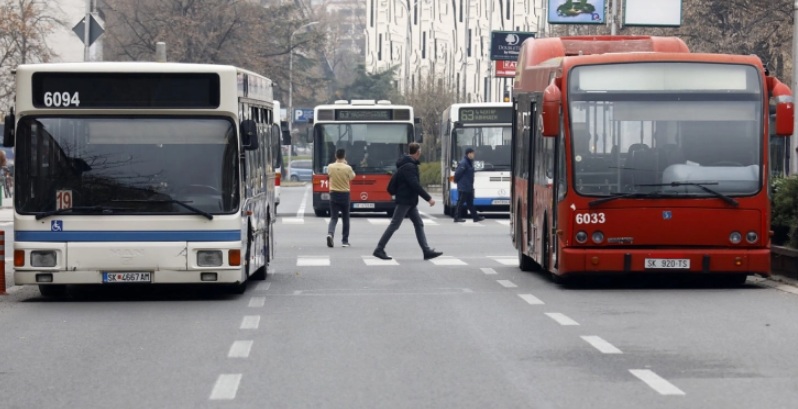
[51,220,63,232]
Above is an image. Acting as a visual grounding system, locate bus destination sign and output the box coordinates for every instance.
[335,109,393,121]
[459,107,513,124]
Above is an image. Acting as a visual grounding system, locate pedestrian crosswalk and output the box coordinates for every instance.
[293,255,517,267]
[283,217,505,226]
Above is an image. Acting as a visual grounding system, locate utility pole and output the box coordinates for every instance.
[83,0,92,61]
[610,0,618,35]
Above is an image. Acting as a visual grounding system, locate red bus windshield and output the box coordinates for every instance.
[313,123,413,174]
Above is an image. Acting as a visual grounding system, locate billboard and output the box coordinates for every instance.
[495,61,517,78]
[548,0,605,24]
[490,31,536,61]
[624,0,681,27]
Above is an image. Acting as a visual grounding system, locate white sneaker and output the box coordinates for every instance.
[342,242,350,247]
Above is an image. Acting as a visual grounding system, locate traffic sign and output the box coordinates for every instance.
[490,31,535,61]
[72,14,104,46]
[293,108,314,123]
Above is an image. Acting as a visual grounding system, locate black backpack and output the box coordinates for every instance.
[387,163,410,195]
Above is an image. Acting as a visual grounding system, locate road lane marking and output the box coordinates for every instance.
[545,312,580,326]
[297,185,310,218]
[209,374,242,400]
[518,294,544,305]
[363,256,399,266]
[248,297,265,307]
[497,280,518,288]
[297,256,330,266]
[629,369,685,396]
[581,336,622,354]
[228,340,254,358]
[480,268,498,275]
[429,257,467,266]
[240,316,261,330]
[490,257,517,266]
[367,218,391,225]
[495,220,511,226]
[255,282,271,291]
[281,217,305,224]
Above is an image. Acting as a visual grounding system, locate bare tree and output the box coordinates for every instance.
[0,0,59,111]
[402,74,457,162]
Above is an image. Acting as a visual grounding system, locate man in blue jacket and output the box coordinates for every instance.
[453,147,485,222]
[373,143,443,261]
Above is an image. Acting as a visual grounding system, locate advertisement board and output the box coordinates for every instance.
[624,0,681,26]
[548,0,605,25]
[490,31,536,61]
[495,60,517,78]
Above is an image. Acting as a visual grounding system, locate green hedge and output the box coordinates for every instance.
[419,161,441,188]
[772,176,798,247]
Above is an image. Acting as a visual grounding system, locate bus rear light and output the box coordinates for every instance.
[275,172,281,186]
[590,257,600,266]
[729,232,742,244]
[576,231,588,244]
[746,231,758,244]
[591,231,604,244]
[228,249,241,266]
[14,250,25,267]
[734,258,743,267]
[197,250,223,267]
[31,251,57,267]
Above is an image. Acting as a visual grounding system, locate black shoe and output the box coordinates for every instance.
[423,249,443,260]
[453,218,466,223]
[326,234,334,248]
[342,241,350,247]
[373,249,392,260]
[473,216,486,222]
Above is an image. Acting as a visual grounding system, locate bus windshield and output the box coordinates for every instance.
[452,125,512,171]
[15,116,240,215]
[314,123,412,174]
[568,63,763,197]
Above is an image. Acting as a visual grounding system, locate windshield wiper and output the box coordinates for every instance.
[35,205,121,220]
[111,199,214,220]
[588,192,668,207]
[636,182,739,207]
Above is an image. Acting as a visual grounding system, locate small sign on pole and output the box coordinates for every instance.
[72,14,105,46]
[490,31,536,61]
[495,61,517,78]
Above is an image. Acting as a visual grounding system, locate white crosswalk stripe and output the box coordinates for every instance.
[489,256,517,266]
[429,256,468,266]
[363,256,399,266]
[297,256,331,266]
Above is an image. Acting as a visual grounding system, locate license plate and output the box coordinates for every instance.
[103,272,152,283]
[354,203,375,209]
[644,259,690,269]
[492,200,510,205]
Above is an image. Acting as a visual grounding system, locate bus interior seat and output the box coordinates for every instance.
[350,140,367,166]
[624,143,657,187]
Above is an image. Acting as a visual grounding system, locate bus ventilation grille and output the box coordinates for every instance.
[489,177,512,182]
[352,180,377,185]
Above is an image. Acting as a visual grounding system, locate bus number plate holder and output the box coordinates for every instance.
[354,203,375,209]
[644,259,690,269]
[492,200,510,205]
[103,272,153,283]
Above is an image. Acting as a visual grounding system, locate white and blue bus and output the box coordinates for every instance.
[3,63,278,296]
[440,103,512,216]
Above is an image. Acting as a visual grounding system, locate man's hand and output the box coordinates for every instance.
[428,198,436,206]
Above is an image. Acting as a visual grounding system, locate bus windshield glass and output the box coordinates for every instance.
[314,123,413,174]
[567,63,763,197]
[452,126,512,171]
[15,116,240,215]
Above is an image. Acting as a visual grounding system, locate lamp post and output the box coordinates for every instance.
[288,21,319,171]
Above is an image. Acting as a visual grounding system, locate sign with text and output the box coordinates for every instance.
[293,108,314,123]
[548,0,605,25]
[495,60,517,78]
[459,107,513,124]
[490,31,536,61]
[335,109,393,121]
[624,0,682,27]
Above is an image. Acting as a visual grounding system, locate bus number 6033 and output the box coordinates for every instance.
[575,213,606,224]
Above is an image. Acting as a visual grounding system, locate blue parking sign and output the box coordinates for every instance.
[293,108,314,123]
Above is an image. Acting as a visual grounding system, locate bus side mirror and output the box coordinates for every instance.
[414,118,423,143]
[240,119,259,151]
[541,82,561,137]
[775,100,794,137]
[3,112,14,148]
[281,129,291,145]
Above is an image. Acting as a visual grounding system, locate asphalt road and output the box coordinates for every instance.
[1,185,798,408]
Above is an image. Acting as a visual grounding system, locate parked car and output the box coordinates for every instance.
[288,159,313,181]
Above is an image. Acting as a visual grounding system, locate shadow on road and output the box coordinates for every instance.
[20,282,259,302]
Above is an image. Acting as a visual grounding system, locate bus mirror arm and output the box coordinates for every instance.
[414,118,424,143]
[768,77,794,137]
[541,82,561,137]
[3,111,14,148]
[240,119,259,151]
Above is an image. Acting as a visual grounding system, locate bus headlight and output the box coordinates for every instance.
[197,250,223,267]
[592,231,604,244]
[729,231,742,244]
[576,231,588,244]
[31,251,57,267]
[746,231,758,244]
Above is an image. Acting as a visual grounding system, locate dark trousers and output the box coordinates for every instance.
[455,190,478,220]
[328,191,350,242]
[376,204,430,252]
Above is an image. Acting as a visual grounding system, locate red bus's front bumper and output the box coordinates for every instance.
[558,248,770,277]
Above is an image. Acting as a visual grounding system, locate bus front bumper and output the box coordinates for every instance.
[558,248,770,277]
[14,269,245,285]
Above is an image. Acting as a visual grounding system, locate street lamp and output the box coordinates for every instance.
[288,21,319,169]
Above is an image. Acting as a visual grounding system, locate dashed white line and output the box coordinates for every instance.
[296,185,310,218]
[480,267,498,275]
[255,282,271,291]
[581,336,622,354]
[281,217,305,224]
[518,294,545,305]
[490,257,517,266]
[248,297,265,308]
[496,279,518,288]
[228,340,254,358]
[209,374,242,400]
[629,369,685,396]
[495,220,511,226]
[545,312,580,326]
[240,315,261,330]
[367,218,391,225]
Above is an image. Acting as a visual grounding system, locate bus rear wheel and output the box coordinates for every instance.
[516,213,535,272]
[314,208,328,217]
[38,284,67,298]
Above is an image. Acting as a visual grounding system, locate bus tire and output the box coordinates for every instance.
[386,209,395,217]
[251,266,266,281]
[443,204,451,216]
[516,214,535,272]
[38,284,67,298]
[716,274,748,288]
[314,208,328,217]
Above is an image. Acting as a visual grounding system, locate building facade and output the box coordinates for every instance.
[365,0,544,102]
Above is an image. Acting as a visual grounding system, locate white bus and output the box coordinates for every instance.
[440,102,512,216]
[3,63,278,296]
[271,101,286,212]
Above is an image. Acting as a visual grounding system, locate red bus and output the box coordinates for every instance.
[311,100,420,217]
[510,36,794,285]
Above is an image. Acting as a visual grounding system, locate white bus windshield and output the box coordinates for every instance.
[314,123,413,173]
[452,126,512,171]
[15,117,240,214]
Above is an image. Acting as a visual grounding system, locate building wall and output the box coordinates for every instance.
[365,0,544,102]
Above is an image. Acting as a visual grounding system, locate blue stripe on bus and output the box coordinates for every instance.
[15,230,241,242]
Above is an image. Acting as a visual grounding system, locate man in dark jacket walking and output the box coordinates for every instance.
[453,147,485,222]
[373,143,443,261]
